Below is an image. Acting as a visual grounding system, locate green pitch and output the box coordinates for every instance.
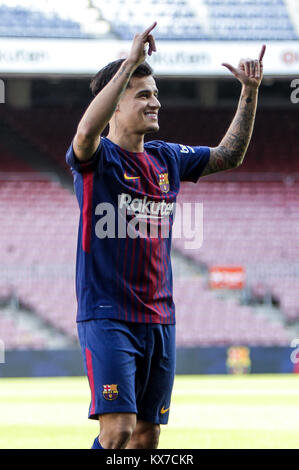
[0,374,298,449]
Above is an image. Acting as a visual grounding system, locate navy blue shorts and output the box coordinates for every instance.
[77,318,176,425]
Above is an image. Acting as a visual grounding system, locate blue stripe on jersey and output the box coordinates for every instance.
[66,137,210,324]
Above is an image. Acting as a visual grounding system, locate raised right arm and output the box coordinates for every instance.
[73,22,157,162]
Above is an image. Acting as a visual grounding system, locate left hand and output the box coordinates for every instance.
[222,45,266,89]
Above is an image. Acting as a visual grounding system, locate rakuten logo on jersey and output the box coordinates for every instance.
[94,193,203,249]
[119,193,175,218]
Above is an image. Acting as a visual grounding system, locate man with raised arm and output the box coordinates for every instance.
[66,22,265,449]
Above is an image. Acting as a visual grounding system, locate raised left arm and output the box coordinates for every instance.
[201,45,266,177]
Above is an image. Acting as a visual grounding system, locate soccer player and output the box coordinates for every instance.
[66,22,265,449]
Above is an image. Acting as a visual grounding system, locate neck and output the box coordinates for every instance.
[106,131,145,153]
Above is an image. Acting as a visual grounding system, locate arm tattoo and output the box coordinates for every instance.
[202,88,258,176]
[112,65,131,85]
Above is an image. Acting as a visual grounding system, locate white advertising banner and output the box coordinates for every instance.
[0,38,298,76]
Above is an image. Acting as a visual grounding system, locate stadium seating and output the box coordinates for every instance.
[173,179,299,322]
[0,177,78,341]
[157,108,299,173]
[203,0,297,40]
[0,0,297,40]
[0,311,47,349]
[1,106,299,175]
[94,0,298,40]
[0,143,35,173]
[0,106,83,174]
[173,277,292,346]
[176,180,299,264]
[263,279,299,322]
[0,3,91,39]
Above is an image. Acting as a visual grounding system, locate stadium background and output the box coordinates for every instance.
[0,0,299,449]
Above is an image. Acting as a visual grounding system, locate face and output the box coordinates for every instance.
[115,75,161,135]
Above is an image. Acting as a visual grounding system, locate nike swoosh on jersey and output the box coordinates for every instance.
[124,172,140,180]
[160,406,170,414]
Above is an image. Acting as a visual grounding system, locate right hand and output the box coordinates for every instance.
[222,44,266,90]
[127,22,157,67]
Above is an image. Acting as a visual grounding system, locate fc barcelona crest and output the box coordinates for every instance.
[159,173,169,193]
[103,384,119,401]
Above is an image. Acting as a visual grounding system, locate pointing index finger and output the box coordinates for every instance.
[142,21,157,38]
[259,44,266,63]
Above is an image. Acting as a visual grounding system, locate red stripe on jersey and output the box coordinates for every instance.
[135,238,145,322]
[122,235,129,321]
[156,241,167,323]
[85,347,95,415]
[145,151,165,173]
[128,235,137,322]
[135,177,144,323]
[82,172,94,253]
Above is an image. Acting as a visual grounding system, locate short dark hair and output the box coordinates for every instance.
[90,59,154,97]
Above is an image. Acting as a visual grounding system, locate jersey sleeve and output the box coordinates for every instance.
[65,138,103,173]
[166,142,210,183]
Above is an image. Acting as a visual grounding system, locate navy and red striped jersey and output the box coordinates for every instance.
[66,137,210,324]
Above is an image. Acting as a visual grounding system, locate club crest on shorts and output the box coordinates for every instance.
[103,384,118,401]
[159,173,169,193]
